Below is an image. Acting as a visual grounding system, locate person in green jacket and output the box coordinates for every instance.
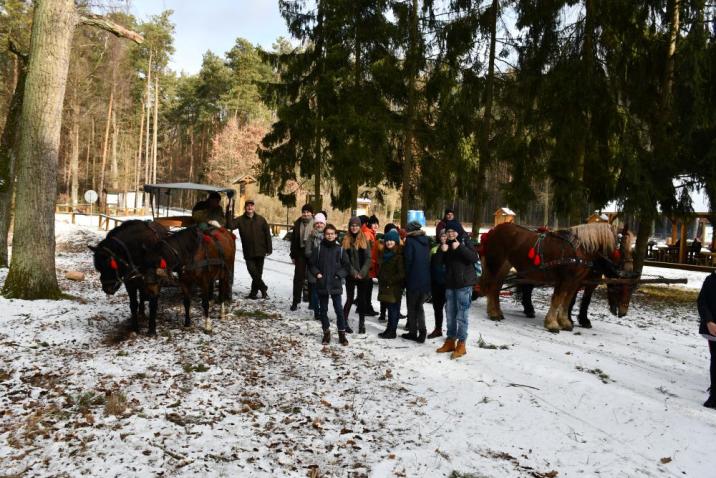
[378,229,405,339]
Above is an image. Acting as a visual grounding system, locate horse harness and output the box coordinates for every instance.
[526,230,593,272]
[161,227,229,274]
[101,221,165,284]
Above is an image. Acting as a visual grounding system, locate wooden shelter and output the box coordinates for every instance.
[494,207,516,226]
[232,174,257,211]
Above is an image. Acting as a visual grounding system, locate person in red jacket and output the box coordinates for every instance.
[360,215,380,316]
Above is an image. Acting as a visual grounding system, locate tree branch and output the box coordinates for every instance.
[7,38,28,63]
[79,13,144,44]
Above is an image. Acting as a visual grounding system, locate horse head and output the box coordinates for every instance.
[89,244,124,295]
[606,225,637,317]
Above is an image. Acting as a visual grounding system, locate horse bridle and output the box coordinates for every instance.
[101,235,144,286]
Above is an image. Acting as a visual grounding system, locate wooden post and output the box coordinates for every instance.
[678,219,687,263]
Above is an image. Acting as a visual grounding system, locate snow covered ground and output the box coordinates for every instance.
[1,218,715,477]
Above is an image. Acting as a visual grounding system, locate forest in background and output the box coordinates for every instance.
[0,0,715,299]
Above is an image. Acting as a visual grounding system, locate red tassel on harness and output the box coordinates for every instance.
[203,234,212,244]
[109,258,118,270]
[528,247,535,259]
[534,255,541,266]
[159,258,167,269]
[611,250,622,262]
[231,232,237,240]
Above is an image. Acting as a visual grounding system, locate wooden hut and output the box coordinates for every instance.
[494,207,516,226]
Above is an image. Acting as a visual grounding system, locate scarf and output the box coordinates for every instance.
[299,217,314,247]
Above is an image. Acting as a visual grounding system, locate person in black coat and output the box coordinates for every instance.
[309,224,350,346]
[403,221,431,343]
[289,204,314,310]
[698,272,716,408]
[435,224,478,359]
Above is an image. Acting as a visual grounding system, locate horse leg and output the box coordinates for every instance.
[568,289,577,325]
[182,283,192,327]
[577,284,594,328]
[489,263,511,321]
[520,284,536,318]
[202,287,212,333]
[555,284,575,331]
[544,286,563,333]
[128,284,140,333]
[148,295,158,336]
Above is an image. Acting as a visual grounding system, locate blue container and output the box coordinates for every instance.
[406,210,426,227]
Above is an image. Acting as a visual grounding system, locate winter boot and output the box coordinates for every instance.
[427,329,443,339]
[451,341,467,359]
[345,322,354,334]
[436,338,456,353]
[260,288,269,299]
[401,332,418,341]
[358,316,366,334]
[378,328,397,339]
[247,292,258,300]
[322,330,330,345]
[704,395,716,409]
[417,329,427,344]
[338,331,349,346]
[290,302,298,311]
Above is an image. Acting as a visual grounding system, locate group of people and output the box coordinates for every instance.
[249,203,479,358]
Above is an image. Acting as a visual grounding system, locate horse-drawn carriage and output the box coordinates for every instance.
[90,182,238,335]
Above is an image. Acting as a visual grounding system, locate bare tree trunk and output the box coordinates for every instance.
[2,0,76,298]
[98,87,114,205]
[70,92,80,205]
[188,127,194,182]
[151,75,159,183]
[90,117,96,190]
[143,50,152,208]
[133,103,145,210]
[110,108,119,190]
[0,48,27,268]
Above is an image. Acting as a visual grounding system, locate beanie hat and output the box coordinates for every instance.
[407,220,422,232]
[436,228,447,240]
[384,223,397,234]
[314,213,326,225]
[348,217,361,228]
[301,204,314,213]
[384,229,400,243]
[359,215,369,225]
[368,215,379,226]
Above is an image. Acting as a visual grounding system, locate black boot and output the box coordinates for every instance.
[704,395,716,409]
[345,322,354,334]
[260,288,269,299]
[417,329,427,343]
[358,316,366,334]
[322,330,330,345]
[401,332,418,341]
[378,328,396,339]
[290,302,298,311]
[338,331,349,346]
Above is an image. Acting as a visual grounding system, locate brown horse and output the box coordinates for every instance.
[143,226,236,333]
[479,222,626,332]
[517,226,636,328]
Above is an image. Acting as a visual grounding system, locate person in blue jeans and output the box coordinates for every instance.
[308,224,350,346]
[305,213,327,320]
[377,229,405,339]
[435,223,478,359]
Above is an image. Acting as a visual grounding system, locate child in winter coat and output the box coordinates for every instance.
[428,229,448,338]
[378,229,405,339]
[308,224,350,346]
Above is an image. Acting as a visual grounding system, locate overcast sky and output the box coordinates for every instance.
[129,0,290,74]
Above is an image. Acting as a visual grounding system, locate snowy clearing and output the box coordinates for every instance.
[1,219,715,477]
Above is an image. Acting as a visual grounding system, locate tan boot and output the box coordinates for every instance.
[451,341,466,359]
[436,338,456,353]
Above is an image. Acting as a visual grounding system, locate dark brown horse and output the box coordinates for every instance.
[89,220,169,335]
[479,222,628,332]
[517,226,636,328]
[143,226,236,333]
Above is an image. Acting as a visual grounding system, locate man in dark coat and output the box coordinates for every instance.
[436,223,479,359]
[192,191,225,227]
[403,220,431,343]
[234,199,272,299]
[290,204,314,310]
[698,272,716,409]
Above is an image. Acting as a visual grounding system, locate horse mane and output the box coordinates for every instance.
[569,223,617,254]
[105,220,150,239]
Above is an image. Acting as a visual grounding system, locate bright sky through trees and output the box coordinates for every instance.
[130,0,289,74]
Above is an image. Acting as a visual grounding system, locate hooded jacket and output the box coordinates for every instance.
[403,230,431,293]
[308,238,349,295]
[435,241,479,289]
[378,246,405,303]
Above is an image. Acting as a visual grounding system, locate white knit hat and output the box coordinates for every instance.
[314,213,326,224]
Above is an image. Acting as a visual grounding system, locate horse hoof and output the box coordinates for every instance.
[579,320,592,329]
[524,311,535,318]
[489,315,503,321]
[547,328,560,334]
[561,324,573,332]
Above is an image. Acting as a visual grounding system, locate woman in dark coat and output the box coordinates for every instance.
[308,224,350,346]
[342,216,372,334]
[377,229,405,339]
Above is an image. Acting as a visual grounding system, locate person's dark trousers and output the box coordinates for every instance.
[710,341,716,396]
[379,301,387,320]
[343,278,357,319]
[366,280,377,314]
[245,256,267,295]
[431,283,446,331]
[386,302,400,332]
[406,291,428,336]
[292,254,307,305]
[309,284,322,319]
[319,293,346,332]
